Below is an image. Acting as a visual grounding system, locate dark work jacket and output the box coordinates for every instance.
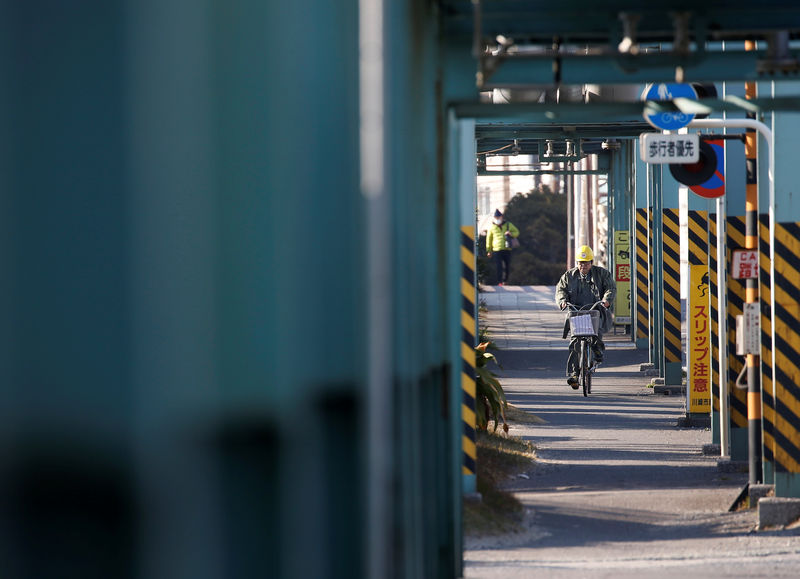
[555,265,616,337]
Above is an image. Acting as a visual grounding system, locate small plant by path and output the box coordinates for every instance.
[475,342,508,432]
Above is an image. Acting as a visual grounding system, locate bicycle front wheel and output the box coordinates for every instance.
[587,354,592,394]
[580,340,589,397]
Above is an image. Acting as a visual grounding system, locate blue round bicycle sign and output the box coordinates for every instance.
[642,83,697,130]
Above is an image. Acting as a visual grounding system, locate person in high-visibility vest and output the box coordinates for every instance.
[485,209,519,286]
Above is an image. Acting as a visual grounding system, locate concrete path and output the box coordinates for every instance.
[464,286,800,579]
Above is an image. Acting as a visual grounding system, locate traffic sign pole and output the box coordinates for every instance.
[744,69,762,487]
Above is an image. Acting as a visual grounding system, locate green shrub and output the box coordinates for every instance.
[475,342,507,432]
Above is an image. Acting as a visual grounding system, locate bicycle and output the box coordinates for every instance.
[564,302,606,397]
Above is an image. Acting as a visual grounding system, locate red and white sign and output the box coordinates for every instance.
[732,249,758,279]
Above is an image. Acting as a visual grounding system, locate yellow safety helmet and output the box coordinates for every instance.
[576,245,594,262]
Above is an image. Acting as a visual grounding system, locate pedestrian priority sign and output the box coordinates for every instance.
[732,249,758,279]
[639,133,699,164]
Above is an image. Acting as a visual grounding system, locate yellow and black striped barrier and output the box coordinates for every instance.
[460,226,477,477]
[772,221,800,476]
[709,214,721,419]
[649,210,655,354]
[636,208,649,344]
[688,211,708,263]
[727,216,748,448]
[760,213,775,479]
[662,208,682,364]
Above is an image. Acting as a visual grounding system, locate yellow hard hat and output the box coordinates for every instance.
[576,245,594,262]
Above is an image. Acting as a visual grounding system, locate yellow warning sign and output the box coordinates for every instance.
[614,230,631,325]
[688,264,711,413]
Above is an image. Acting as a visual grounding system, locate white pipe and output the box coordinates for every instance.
[575,166,583,245]
[688,117,774,459]
[716,198,729,456]
[686,119,773,192]
[687,119,773,228]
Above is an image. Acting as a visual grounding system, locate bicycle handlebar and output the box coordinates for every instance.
[564,301,607,312]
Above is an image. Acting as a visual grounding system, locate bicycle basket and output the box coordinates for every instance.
[568,309,600,336]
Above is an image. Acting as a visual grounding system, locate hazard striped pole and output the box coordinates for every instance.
[759,213,775,482]
[727,215,748,456]
[460,226,477,487]
[744,43,762,484]
[772,223,800,480]
[662,208,682,376]
[709,214,721,442]
[635,208,650,348]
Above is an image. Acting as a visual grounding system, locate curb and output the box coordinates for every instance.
[750,484,774,506]
[654,384,685,395]
[758,497,800,528]
[717,458,748,473]
[677,414,711,428]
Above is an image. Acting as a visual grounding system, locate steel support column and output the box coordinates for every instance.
[650,165,665,373]
[609,143,633,332]
[662,207,683,385]
[634,153,650,350]
[770,81,800,498]
[759,211,776,483]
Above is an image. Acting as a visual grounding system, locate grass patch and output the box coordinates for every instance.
[463,430,536,537]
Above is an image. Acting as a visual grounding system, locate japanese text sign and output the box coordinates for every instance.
[614,230,631,325]
[688,265,712,413]
[639,133,699,164]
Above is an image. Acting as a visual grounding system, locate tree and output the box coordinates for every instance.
[503,188,568,285]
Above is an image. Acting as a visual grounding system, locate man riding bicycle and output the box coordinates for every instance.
[555,245,617,389]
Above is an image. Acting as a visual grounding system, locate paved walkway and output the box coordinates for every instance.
[480,284,637,353]
[464,286,800,579]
